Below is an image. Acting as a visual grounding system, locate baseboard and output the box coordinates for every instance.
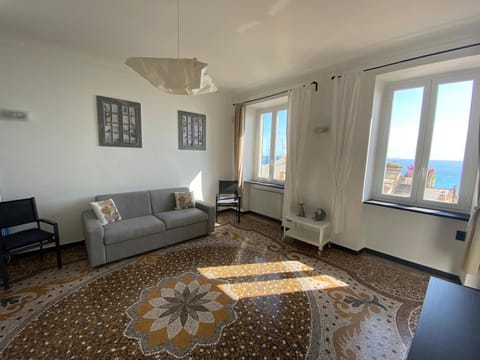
[9,240,85,259]
[363,248,461,284]
[10,220,460,284]
[329,243,364,255]
[243,210,282,223]
[219,208,282,224]
[60,240,85,249]
[328,243,460,283]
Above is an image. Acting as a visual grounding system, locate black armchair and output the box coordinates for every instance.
[0,197,62,289]
[216,180,241,223]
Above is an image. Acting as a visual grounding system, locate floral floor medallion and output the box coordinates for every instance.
[124,272,237,357]
[0,213,430,359]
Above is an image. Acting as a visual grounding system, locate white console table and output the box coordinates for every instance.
[283,215,330,254]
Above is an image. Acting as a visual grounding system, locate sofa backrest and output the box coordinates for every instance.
[149,187,189,213]
[95,190,151,219]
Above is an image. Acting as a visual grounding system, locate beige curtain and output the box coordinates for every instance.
[234,103,246,193]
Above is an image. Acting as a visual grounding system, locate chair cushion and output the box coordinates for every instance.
[103,216,165,245]
[154,208,208,230]
[2,228,54,251]
[217,196,239,206]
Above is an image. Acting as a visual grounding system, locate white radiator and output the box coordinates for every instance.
[246,183,284,220]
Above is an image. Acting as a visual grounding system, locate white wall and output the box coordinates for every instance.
[298,81,333,218]
[234,27,480,277]
[0,40,233,244]
[364,205,466,273]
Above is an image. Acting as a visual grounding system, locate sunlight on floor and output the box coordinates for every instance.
[218,275,347,299]
[198,261,313,278]
[198,260,348,299]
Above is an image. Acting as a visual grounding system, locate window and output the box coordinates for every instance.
[373,70,480,212]
[257,106,288,182]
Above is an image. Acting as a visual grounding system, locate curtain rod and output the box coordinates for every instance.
[330,42,480,79]
[363,42,480,72]
[234,81,318,106]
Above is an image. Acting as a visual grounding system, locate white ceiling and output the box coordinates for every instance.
[1,0,480,92]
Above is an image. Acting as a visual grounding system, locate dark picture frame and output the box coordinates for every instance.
[96,95,142,147]
[178,110,206,151]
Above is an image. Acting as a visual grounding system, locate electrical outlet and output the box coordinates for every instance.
[455,230,466,241]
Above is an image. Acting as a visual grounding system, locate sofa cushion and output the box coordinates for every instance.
[96,191,151,219]
[150,187,189,213]
[90,198,122,225]
[174,191,195,209]
[103,215,165,245]
[154,208,208,230]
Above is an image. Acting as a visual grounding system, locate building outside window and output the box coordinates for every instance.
[373,69,480,213]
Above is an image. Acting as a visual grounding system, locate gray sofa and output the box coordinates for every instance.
[82,187,215,267]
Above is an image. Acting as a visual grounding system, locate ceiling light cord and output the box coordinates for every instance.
[177,0,180,59]
[125,0,217,94]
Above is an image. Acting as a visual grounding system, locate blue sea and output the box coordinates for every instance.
[387,158,463,189]
[262,155,282,164]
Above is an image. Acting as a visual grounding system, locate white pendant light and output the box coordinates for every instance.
[125,0,217,95]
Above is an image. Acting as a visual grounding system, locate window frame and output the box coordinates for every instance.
[372,68,480,213]
[254,104,288,184]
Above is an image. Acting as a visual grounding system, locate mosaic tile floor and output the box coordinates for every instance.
[0,211,430,359]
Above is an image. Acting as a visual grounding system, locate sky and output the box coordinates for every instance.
[275,110,287,157]
[261,110,287,160]
[386,80,473,161]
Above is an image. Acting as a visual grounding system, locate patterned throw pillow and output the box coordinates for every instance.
[174,191,195,210]
[90,198,122,225]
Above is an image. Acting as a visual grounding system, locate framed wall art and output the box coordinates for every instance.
[96,96,142,147]
[178,110,206,151]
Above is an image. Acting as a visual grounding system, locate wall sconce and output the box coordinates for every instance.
[0,108,31,121]
[314,125,329,134]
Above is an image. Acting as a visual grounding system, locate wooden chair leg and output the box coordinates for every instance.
[55,236,62,269]
[40,242,44,262]
[237,197,241,223]
[0,252,9,290]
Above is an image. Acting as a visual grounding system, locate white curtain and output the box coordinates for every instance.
[282,86,312,225]
[463,207,480,274]
[330,72,362,235]
[463,121,480,274]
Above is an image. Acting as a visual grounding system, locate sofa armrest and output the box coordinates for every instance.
[82,210,106,267]
[195,200,215,233]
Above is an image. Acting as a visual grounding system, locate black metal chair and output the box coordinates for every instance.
[0,197,62,289]
[216,180,241,223]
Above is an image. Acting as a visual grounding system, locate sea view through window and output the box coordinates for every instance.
[384,158,463,203]
[376,72,478,211]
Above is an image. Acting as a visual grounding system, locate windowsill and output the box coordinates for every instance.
[244,180,285,190]
[363,200,470,221]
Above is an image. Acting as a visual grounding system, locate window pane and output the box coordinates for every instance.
[274,110,287,180]
[259,112,272,178]
[382,87,424,197]
[423,80,473,204]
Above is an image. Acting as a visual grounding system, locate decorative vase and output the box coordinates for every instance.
[297,202,306,217]
[313,208,326,221]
